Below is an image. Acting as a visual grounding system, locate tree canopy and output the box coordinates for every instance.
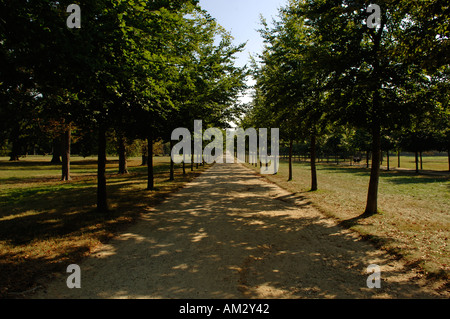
[243,0,449,215]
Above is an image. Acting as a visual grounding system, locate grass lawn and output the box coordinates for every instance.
[296,154,449,172]
[382,154,449,172]
[0,155,210,298]
[245,158,450,281]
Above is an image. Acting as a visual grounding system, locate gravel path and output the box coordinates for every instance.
[33,163,445,299]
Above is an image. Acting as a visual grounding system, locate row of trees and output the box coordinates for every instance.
[242,0,449,216]
[0,0,247,212]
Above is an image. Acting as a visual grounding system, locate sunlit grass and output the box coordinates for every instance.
[382,154,449,171]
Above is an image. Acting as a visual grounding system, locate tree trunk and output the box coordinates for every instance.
[9,130,20,161]
[364,120,381,216]
[51,138,61,163]
[97,126,108,213]
[288,138,293,181]
[397,151,401,168]
[415,151,419,173]
[310,131,318,191]
[147,132,154,190]
[118,135,128,174]
[61,124,71,181]
[364,10,385,217]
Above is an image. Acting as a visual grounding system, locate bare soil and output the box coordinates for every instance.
[32,163,449,299]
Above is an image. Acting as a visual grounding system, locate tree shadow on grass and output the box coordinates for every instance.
[380,171,449,185]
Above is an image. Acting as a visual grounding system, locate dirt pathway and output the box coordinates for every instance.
[33,163,445,299]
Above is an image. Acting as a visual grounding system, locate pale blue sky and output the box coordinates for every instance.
[198,0,288,68]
